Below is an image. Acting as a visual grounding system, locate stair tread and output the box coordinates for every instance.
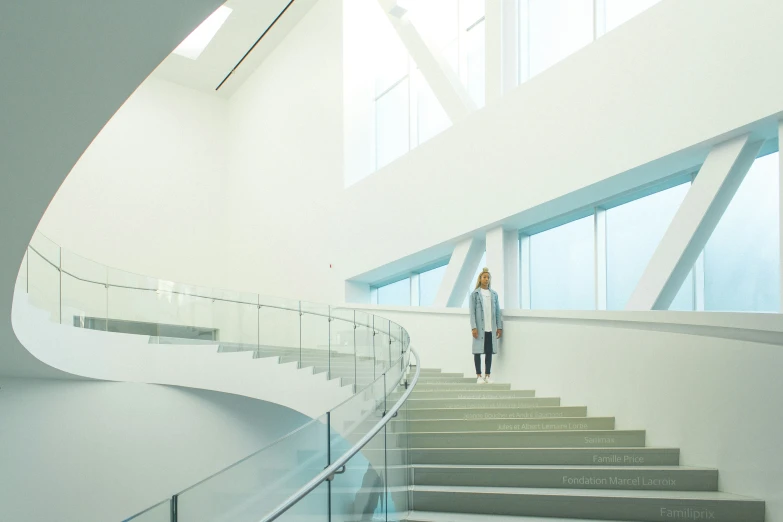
[412,465,714,471]
[412,485,759,501]
[407,512,635,522]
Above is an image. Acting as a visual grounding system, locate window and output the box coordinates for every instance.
[530,216,594,310]
[377,278,411,306]
[605,0,661,33]
[705,153,780,312]
[413,69,450,146]
[419,264,448,307]
[375,79,410,169]
[525,0,593,79]
[606,183,694,311]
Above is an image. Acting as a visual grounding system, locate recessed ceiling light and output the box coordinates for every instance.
[173,5,233,61]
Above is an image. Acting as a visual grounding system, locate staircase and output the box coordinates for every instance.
[401,368,765,522]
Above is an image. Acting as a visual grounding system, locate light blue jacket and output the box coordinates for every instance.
[469,287,503,355]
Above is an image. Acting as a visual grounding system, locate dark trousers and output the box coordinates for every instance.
[474,331,493,375]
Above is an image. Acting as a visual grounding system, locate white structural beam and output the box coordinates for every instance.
[378,0,476,121]
[433,236,485,308]
[626,135,763,310]
[485,0,518,103]
[485,226,519,308]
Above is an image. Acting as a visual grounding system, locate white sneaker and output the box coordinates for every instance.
[476,377,485,384]
[484,376,493,384]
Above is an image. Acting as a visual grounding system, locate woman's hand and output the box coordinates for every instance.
[497,329,502,339]
[472,328,478,339]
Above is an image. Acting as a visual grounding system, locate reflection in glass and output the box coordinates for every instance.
[531,216,594,310]
[705,153,780,311]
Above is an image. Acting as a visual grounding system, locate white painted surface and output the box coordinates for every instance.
[0,377,309,522]
[352,304,783,520]
[627,135,762,310]
[341,0,783,287]
[434,236,484,308]
[38,77,231,292]
[12,291,352,418]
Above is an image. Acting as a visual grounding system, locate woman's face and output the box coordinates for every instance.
[480,273,490,287]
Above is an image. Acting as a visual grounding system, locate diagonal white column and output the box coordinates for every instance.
[626,134,763,310]
[377,0,476,121]
[485,226,519,308]
[433,236,485,308]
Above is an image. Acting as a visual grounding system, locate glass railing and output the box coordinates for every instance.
[16,229,417,521]
[123,348,416,522]
[17,230,410,391]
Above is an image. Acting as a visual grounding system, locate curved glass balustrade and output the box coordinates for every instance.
[16,230,415,521]
[17,231,410,391]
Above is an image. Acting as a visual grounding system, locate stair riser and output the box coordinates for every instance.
[416,378,477,384]
[407,430,645,449]
[408,406,587,421]
[393,391,536,400]
[406,398,560,409]
[406,417,614,433]
[410,384,511,391]
[410,448,680,466]
[411,490,764,522]
[413,468,718,491]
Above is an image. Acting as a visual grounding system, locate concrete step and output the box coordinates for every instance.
[416,376,476,384]
[407,406,587,421]
[410,447,680,466]
[412,465,718,491]
[393,390,536,400]
[411,486,765,521]
[406,512,637,522]
[411,383,511,391]
[405,417,615,433]
[407,430,645,449]
[405,397,560,410]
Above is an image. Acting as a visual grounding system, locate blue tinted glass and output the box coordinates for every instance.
[377,278,411,306]
[531,216,594,309]
[705,152,780,312]
[606,183,693,311]
[419,265,448,307]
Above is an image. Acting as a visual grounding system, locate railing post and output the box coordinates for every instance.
[170,494,178,522]
[257,295,261,358]
[326,411,332,522]
[353,310,357,392]
[327,306,331,381]
[383,371,389,520]
[58,246,62,324]
[25,246,29,293]
[298,301,302,367]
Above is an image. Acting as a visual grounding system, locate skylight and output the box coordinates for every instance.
[173,5,233,60]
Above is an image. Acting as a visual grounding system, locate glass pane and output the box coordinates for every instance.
[256,295,301,360]
[329,307,358,389]
[330,376,388,521]
[403,0,458,50]
[463,20,485,107]
[527,0,593,78]
[462,251,487,308]
[123,499,170,522]
[606,0,660,32]
[705,152,780,312]
[374,15,409,96]
[300,301,332,377]
[606,183,692,310]
[460,0,485,29]
[177,417,328,522]
[27,235,61,322]
[355,311,379,391]
[209,287,258,347]
[376,79,410,170]
[419,265,447,307]
[414,68,451,146]
[377,278,411,306]
[386,388,410,520]
[62,249,107,330]
[16,248,28,295]
[373,316,393,372]
[531,216,594,310]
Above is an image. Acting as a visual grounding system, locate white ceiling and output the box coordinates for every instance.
[151,0,319,98]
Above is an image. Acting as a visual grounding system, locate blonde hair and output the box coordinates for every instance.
[474,267,491,289]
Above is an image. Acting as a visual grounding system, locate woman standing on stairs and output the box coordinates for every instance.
[469,267,502,384]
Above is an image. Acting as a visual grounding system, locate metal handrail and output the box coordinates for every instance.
[259,346,421,522]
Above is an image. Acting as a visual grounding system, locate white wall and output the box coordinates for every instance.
[38,77,230,290]
[220,0,346,304]
[0,377,308,522]
[341,0,783,285]
[354,305,783,521]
